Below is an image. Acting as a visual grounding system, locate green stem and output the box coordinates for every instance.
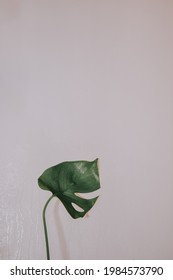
[42,194,56,260]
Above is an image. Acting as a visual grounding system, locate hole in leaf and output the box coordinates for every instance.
[75,190,99,199]
[71,203,84,212]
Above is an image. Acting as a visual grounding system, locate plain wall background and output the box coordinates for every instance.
[0,0,173,259]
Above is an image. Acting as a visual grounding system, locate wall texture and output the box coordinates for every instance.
[0,0,173,259]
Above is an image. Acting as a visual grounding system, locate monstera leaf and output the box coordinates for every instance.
[38,158,100,259]
[38,158,100,219]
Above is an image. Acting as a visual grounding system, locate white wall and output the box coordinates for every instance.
[0,0,173,259]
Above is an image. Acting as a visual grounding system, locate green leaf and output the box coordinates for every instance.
[38,159,100,219]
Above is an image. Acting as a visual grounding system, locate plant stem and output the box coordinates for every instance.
[42,194,56,260]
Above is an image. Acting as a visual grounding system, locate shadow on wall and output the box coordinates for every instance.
[53,200,70,260]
